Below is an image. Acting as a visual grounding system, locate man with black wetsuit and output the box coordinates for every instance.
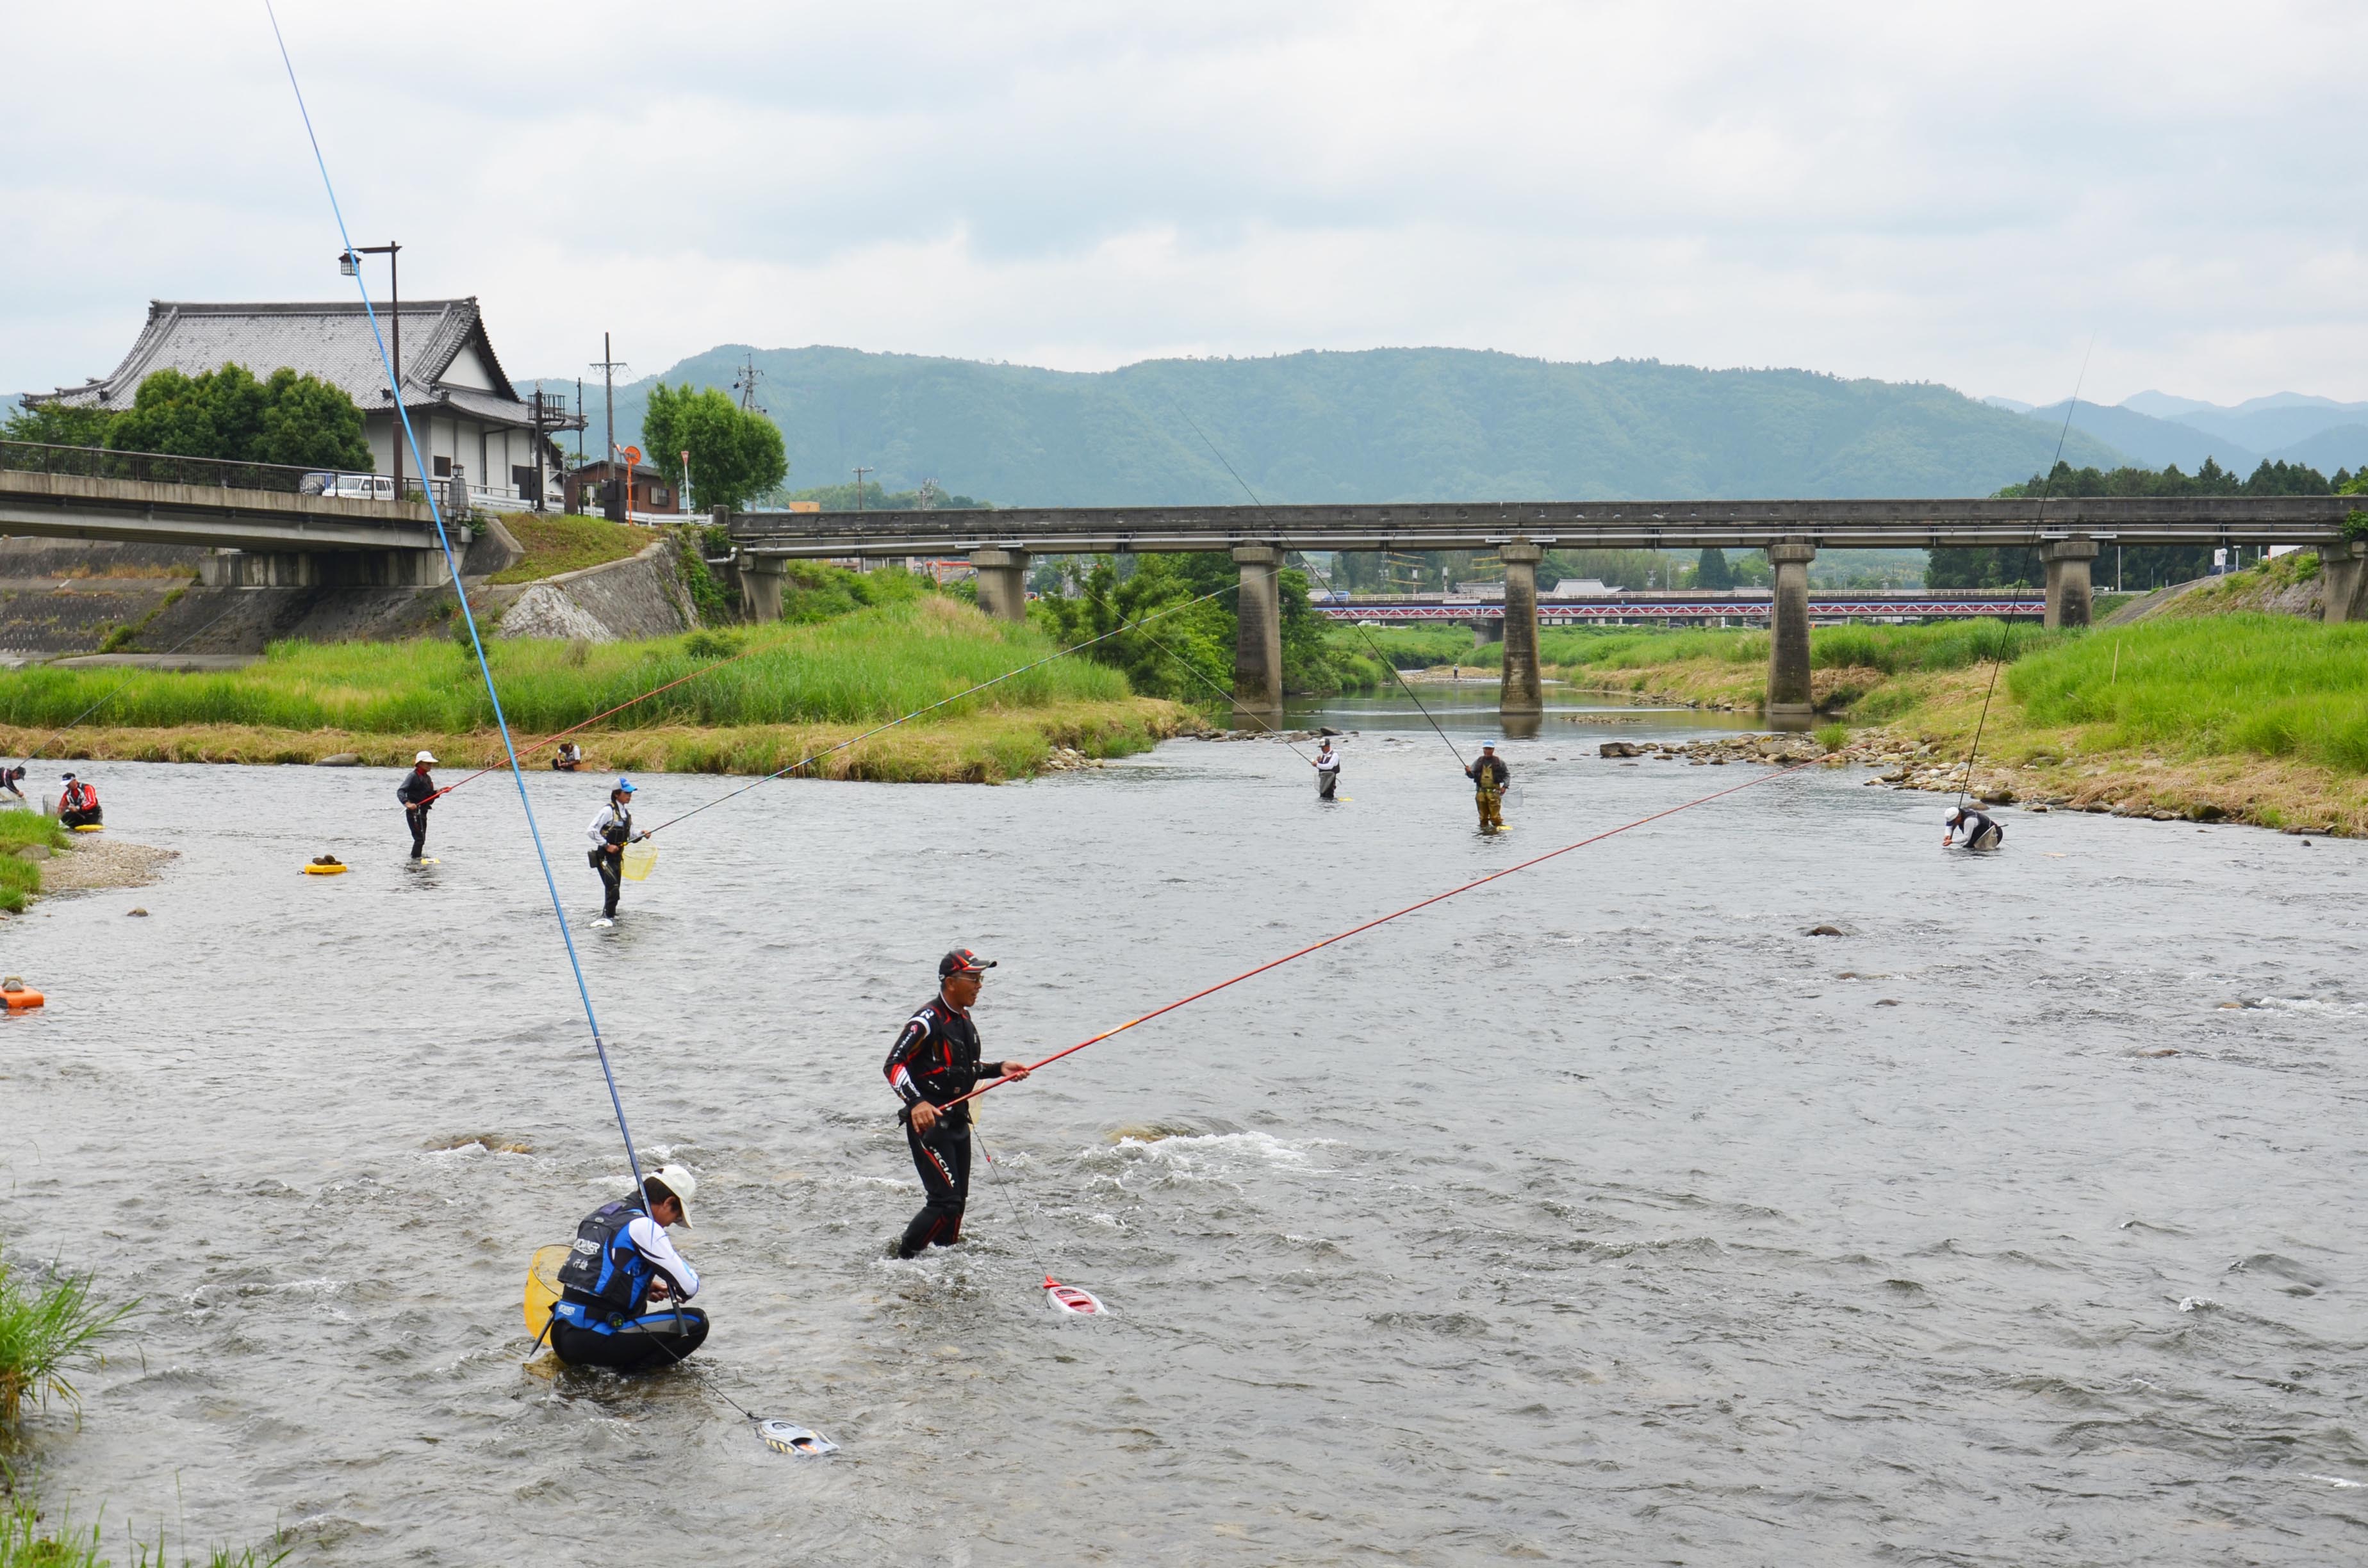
[397,751,437,860]
[1943,804,2004,850]
[883,949,1033,1259]
[1465,743,1509,830]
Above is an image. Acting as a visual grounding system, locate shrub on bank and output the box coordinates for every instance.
[0,813,67,913]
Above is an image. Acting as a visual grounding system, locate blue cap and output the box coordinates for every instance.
[614,778,636,794]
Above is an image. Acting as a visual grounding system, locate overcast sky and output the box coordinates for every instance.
[10,1,2367,407]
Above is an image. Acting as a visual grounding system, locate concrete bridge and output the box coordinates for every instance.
[722,496,2368,726]
[1,443,450,586]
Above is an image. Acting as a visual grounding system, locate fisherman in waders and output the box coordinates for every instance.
[548,1164,709,1373]
[1313,738,1342,801]
[397,751,436,860]
[1465,743,1509,830]
[56,772,101,829]
[2,763,28,803]
[1943,803,2005,851]
[884,949,1033,1259]
[586,778,646,923]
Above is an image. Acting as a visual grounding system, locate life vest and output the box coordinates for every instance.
[62,781,96,813]
[555,1200,654,1324]
[599,806,634,848]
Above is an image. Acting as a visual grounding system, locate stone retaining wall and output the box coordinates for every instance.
[491,539,693,642]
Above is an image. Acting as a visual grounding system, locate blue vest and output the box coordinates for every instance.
[554,1200,653,1332]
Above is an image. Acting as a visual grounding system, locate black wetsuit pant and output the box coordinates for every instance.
[899,1119,972,1257]
[60,807,101,829]
[591,847,622,917]
[406,806,429,859]
[550,1307,709,1373]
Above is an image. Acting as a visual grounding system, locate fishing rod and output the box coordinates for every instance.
[265,1,650,1204]
[946,753,1829,1114]
[1170,402,1472,771]
[1957,336,2094,815]
[637,575,1247,838]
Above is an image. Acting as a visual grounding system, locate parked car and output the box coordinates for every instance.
[300,471,396,500]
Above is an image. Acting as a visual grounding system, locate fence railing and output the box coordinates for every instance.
[0,439,366,496]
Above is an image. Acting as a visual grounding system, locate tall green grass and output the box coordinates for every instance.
[0,814,66,913]
[2012,614,2368,774]
[0,602,1131,737]
[1539,619,2062,673]
[0,1244,135,1427]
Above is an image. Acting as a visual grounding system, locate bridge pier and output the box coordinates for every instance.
[1471,619,1502,646]
[1764,543,1816,721]
[197,548,449,589]
[1232,543,1285,727]
[2041,539,2099,629]
[971,548,1030,623]
[2319,541,2368,623]
[736,553,787,623]
[1499,541,1543,720]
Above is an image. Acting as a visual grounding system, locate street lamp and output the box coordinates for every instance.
[338,241,404,497]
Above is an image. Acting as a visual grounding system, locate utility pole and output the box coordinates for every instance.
[733,354,766,414]
[590,334,630,519]
[853,465,873,511]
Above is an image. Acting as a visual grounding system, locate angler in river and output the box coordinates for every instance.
[586,778,647,924]
[1943,803,2005,850]
[549,1164,709,1372]
[397,751,436,860]
[1314,738,1342,801]
[1465,743,1509,831]
[884,949,1033,1259]
[1,762,27,802]
[57,771,103,828]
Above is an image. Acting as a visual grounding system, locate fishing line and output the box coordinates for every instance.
[1170,401,1472,770]
[263,1,648,1199]
[947,753,1828,1113]
[1957,334,2093,812]
[637,576,1246,838]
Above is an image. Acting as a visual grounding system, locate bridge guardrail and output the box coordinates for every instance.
[0,439,382,497]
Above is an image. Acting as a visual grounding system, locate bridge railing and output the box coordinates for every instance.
[0,439,379,498]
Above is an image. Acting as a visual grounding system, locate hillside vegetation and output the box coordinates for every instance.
[538,345,2131,507]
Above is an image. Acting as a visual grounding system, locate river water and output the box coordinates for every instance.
[3,693,2364,1565]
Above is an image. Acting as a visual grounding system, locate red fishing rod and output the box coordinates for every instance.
[945,753,1830,1111]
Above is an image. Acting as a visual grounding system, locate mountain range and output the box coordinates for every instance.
[532,346,2135,507]
[1982,391,2368,478]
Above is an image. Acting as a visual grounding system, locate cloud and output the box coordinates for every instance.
[7,1,2367,405]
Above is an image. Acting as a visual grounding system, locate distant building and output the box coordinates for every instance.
[28,298,564,508]
[1545,578,1615,598]
[564,459,682,521]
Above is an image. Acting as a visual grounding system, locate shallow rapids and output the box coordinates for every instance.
[3,695,2364,1564]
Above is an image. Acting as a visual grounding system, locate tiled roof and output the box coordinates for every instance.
[33,299,534,428]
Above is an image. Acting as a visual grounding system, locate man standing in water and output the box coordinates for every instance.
[1943,803,2005,850]
[397,751,436,860]
[548,1164,708,1373]
[884,949,1033,1259]
[1465,743,1509,831]
[586,778,646,924]
[1313,738,1342,801]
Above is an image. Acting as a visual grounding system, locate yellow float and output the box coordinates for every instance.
[524,1245,570,1342]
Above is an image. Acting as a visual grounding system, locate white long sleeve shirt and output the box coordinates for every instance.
[587,802,633,853]
[1315,749,1341,775]
[623,1213,700,1301]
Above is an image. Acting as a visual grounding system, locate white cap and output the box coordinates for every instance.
[645,1163,697,1225]
[415,751,438,765]
[1944,805,1966,824]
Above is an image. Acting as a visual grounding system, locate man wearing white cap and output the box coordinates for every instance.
[395,751,439,860]
[549,1164,709,1372]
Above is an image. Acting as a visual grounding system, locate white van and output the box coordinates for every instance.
[301,471,396,500]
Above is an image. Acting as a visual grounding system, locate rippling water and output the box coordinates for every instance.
[4,697,2365,1564]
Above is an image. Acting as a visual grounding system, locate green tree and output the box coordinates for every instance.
[1694,546,1735,589]
[1,400,115,447]
[102,364,368,470]
[643,383,788,512]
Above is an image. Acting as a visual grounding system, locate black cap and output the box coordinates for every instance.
[940,948,998,979]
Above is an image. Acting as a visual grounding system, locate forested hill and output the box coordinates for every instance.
[538,346,2131,506]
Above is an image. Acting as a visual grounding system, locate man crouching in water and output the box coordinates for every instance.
[1943,804,2005,850]
[549,1164,708,1372]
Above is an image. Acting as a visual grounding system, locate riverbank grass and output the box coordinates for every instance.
[484,513,648,585]
[0,600,1187,781]
[0,814,68,913]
